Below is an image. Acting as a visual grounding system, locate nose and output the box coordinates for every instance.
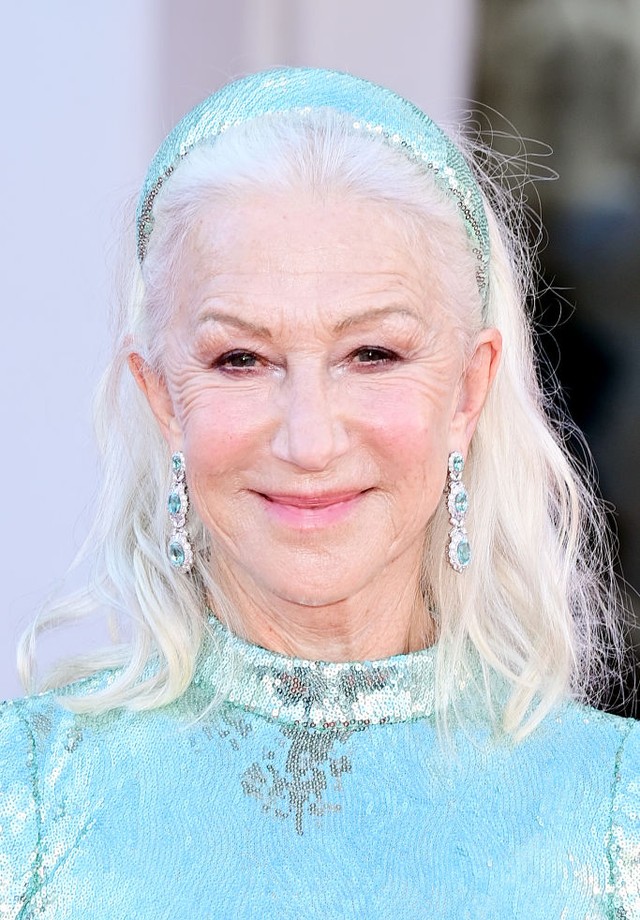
[270,366,349,471]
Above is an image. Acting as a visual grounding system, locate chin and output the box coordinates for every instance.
[270,582,351,608]
[264,570,366,608]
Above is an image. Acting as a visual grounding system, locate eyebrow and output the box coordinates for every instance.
[196,310,273,340]
[331,305,422,333]
[196,304,421,339]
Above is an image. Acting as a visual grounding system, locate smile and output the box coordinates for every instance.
[256,490,367,528]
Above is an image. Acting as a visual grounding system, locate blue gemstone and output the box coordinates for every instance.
[457,540,471,567]
[452,453,464,474]
[168,540,185,568]
[171,452,184,474]
[454,490,468,514]
[168,491,182,515]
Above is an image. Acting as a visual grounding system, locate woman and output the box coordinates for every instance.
[1,68,637,918]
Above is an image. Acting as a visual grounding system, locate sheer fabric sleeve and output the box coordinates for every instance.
[0,699,40,919]
[610,718,640,918]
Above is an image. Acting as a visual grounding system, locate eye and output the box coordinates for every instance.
[215,350,262,370]
[351,346,399,365]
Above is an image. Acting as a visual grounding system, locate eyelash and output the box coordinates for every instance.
[351,346,399,366]
[212,346,401,372]
[214,350,262,370]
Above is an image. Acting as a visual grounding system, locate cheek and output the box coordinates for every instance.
[362,385,453,504]
[180,399,262,540]
[362,380,454,455]
[175,381,270,482]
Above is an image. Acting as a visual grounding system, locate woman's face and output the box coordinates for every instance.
[142,191,497,611]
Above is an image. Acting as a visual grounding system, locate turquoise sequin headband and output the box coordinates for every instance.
[137,67,490,306]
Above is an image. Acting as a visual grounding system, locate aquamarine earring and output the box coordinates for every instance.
[167,451,193,573]
[446,451,471,573]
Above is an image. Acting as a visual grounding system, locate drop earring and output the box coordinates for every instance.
[167,451,193,573]
[446,451,471,573]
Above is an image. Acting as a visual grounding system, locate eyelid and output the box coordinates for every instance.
[214,349,264,370]
[350,346,401,364]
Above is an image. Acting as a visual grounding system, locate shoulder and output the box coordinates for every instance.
[0,681,111,803]
[536,698,637,762]
[0,669,121,760]
[0,690,82,791]
[605,710,640,916]
[0,668,178,781]
[551,701,640,915]
[0,670,194,917]
[0,676,138,916]
[0,694,56,916]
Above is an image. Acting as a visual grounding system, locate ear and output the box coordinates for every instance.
[449,327,502,452]
[128,352,183,448]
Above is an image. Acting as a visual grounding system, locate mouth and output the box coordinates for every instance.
[261,490,365,508]
[255,489,368,528]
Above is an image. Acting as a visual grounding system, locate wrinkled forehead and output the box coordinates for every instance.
[171,191,471,338]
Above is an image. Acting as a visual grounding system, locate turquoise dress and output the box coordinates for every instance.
[1,619,639,919]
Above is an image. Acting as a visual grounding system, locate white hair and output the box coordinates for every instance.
[19,109,625,737]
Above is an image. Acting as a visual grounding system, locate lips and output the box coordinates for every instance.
[260,491,364,508]
[254,489,367,527]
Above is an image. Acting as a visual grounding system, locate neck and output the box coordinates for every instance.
[212,558,437,662]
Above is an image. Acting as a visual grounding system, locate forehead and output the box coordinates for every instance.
[186,193,425,274]
[180,191,437,301]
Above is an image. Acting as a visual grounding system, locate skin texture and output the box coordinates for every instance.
[131,191,501,661]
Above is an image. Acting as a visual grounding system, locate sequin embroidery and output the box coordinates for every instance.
[1,620,639,918]
[135,68,490,309]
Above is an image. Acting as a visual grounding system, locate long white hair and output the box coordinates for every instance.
[19,109,624,736]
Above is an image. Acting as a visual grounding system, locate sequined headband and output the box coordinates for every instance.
[137,67,490,305]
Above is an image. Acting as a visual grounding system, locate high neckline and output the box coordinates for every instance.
[192,614,439,729]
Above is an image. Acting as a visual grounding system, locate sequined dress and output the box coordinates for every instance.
[1,619,638,919]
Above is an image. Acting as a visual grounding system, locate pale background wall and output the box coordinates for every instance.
[0,0,477,701]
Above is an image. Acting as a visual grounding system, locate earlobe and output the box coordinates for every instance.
[128,352,181,446]
[451,328,502,450]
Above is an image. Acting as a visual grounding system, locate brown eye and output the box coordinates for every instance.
[216,351,260,369]
[353,347,398,364]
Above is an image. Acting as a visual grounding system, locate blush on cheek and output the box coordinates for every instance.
[371,398,435,451]
[185,419,250,470]
[373,404,450,492]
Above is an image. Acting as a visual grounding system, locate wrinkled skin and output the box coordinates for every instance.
[132,192,501,660]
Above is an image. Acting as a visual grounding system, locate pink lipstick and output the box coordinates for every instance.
[257,490,365,528]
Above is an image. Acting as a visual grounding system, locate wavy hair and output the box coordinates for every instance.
[18,109,624,736]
